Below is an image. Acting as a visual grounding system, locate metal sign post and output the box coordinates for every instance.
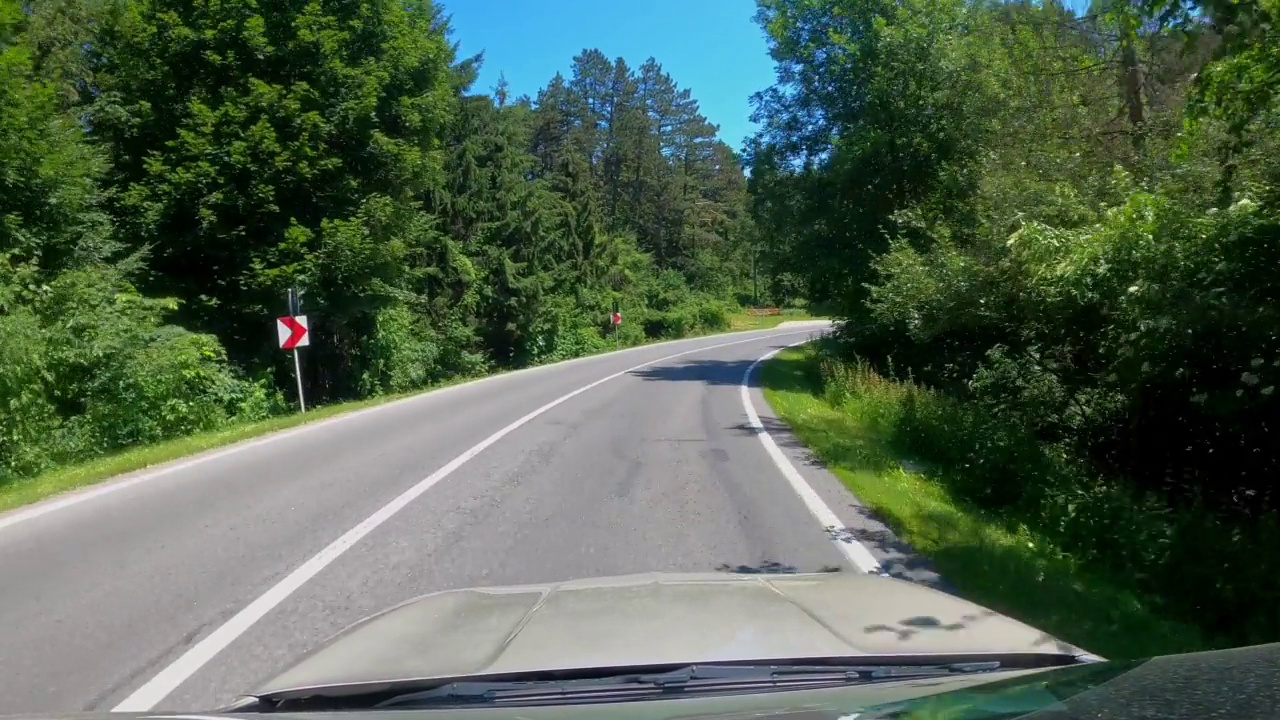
[292,348,306,413]
[278,286,311,413]
[611,300,622,349]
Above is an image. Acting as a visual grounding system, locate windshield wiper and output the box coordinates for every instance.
[370,661,1005,709]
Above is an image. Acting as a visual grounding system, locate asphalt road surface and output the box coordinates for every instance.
[0,325,935,714]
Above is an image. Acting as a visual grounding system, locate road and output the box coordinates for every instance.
[0,325,929,714]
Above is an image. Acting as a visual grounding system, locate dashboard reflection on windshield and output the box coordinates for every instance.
[851,660,1148,720]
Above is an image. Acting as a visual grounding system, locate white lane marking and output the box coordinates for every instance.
[0,328,798,535]
[111,328,820,712]
[740,338,885,575]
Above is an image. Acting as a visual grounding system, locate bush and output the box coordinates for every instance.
[521,294,616,366]
[814,343,1280,647]
[693,299,731,331]
[0,264,276,484]
[854,177,1280,512]
[641,297,732,339]
[360,304,442,395]
[0,305,64,478]
[85,329,276,448]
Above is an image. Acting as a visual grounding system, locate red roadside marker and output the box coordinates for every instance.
[277,315,310,350]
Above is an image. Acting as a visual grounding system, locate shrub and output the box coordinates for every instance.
[813,343,1280,646]
[0,265,275,484]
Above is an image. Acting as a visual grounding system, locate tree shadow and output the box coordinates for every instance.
[711,561,1026,650]
[627,345,800,388]
[628,357,757,387]
[726,413,826,457]
[894,505,1205,659]
[840,505,956,594]
[624,350,831,464]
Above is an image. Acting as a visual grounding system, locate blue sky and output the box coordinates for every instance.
[443,0,774,153]
[444,0,1093,154]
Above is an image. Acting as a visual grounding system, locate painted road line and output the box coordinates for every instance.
[0,327,809,535]
[111,328,820,712]
[740,338,886,575]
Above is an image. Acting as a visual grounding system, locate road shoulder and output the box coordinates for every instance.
[747,342,950,590]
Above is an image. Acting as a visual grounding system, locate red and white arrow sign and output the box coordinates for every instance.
[610,311,622,326]
[277,315,310,350]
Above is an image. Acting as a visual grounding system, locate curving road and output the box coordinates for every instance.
[0,324,929,714]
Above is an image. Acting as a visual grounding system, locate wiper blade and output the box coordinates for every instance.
[648,661,1002,684]
[374,662,1005,708]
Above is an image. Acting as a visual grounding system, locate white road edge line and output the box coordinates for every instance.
[0,327,802,535]
[110,328,822,712]
[740,337,885,576]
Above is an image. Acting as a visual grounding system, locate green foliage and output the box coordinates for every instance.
[748,0,1003,309]
[1,0,273,483]
[0,1,114,272]
[86,0,462,397]
[860,177,1280,507]
[748,0,1280,646]
[766,345,1209,658]
[811,344,1280,647]
[0,263,277,482]
[1,0,757,489]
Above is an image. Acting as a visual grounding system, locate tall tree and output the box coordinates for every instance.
[88,0,459,398]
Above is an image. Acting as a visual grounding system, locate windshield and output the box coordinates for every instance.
[1,1,1276,719]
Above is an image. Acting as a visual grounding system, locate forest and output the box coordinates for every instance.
[747,0,1279,646]
[1,0,759,484]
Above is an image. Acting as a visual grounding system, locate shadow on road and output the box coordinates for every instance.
[628,351,823,462]
[628,345,796,388]
[727,414,831,466]
[843,505,955,594]
[632,349,952,596]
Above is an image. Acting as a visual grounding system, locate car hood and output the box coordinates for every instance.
[251,571,1090,698]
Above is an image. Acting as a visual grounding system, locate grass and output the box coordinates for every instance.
[0,391,426,515]
[0,313,829,516]
[728,307,824,330]
[759,344,1207,660]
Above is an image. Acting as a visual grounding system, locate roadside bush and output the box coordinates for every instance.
[851,175,1280,511]
[693,299,732,331]
[359,304,443,395]
[813,342,1280,647]
[642,296,732,339]
[0,265,277,484]
[0,304,64,478]
[530,317,614,365]
[84,328,276,448]
[750,0,1280,650]
[642,309,688,339]
[517,293,617,366]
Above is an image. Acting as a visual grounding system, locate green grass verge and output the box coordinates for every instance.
[0,317,829,516]
[0,390,426,515]
[728,308,823,331]
[759,345,1206,660]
